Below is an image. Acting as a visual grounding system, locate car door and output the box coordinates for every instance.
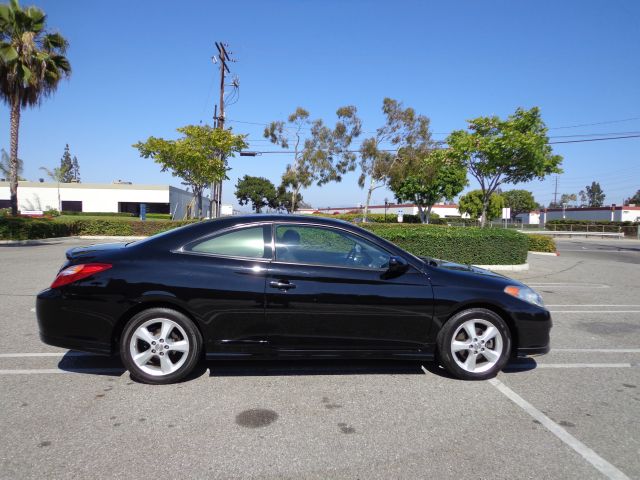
[264,223,434,351]
[178,223,272,353]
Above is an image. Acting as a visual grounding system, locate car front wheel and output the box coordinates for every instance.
[120,308,202,384]
[437,308,511,380]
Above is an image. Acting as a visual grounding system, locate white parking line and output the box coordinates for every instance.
[489,378,631,480]
[527,283,610,289]
[0,352,95,358]
[0,368,124,375]
[553,348,640,353]
[512,363,632,369]
[549,311,640,313]
[547,305,640,307]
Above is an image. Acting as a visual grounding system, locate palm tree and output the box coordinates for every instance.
[0,147,23,180]
[0,0,71,215]
[39,164,68,212]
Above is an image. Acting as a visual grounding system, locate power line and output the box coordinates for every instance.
[240,133,640,155]
[548,116,640,130]
[549,134,640,144]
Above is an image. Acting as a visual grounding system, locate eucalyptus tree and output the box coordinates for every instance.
[584,181,605,207]
[358,98,432,222]
[446,107,562,227]
[0,0,71,215]
[264,106,361,212]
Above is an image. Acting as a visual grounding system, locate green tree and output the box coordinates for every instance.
[389,149,467,223]
[559,193,577,206]
[502,189,537,219]
[584,181,605,207]
[446,107,562,227]
[134,125,247,218]
[235,175,277,213]
[59,144,74,182]
[359,98,432,221]
[459,190,504,221]
[578,190,588,207]
[264,106,361,212]
[626,189,640,205]
[71,155,80,182]
[0,147,24,180]
[0,0,71,215]
[272,183,303,213]
[39,163,70,211]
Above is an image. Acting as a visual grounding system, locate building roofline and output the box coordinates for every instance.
[544,206,640,212]
[0,181,170,191]
[299,203,459,212]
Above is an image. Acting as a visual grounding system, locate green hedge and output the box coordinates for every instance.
[312,212,447,224]
[527,234,556,253]
[60,211,135,217]
[0,217,72,240]
[545,219,638,236]
[0,217,197,240]
[361,224,528,265]
[2,217,529,265]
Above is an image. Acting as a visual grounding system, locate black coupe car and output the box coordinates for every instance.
[37,215,551,384]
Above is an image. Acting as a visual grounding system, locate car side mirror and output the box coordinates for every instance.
[383,256,409,279]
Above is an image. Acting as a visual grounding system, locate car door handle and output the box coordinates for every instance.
[269,280,296,290]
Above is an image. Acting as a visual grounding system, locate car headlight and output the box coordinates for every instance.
[504,285,545,308]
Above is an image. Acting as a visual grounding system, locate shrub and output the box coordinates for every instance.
[0,217,72,240]
[527,234,556,253]
[60,211,135,217]
[311,212,446,224]
[360,224,528,265]
[545,219,638,236]
[0,216,199,240]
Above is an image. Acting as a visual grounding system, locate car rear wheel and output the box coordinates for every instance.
[436,308,511,380]
[120,308,202,385]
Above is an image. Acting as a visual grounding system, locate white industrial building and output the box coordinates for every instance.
[540,206,640,223]
[296,203,466,218]
[0,181,222,219]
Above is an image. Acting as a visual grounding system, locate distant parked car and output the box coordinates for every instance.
[37,215,551,384]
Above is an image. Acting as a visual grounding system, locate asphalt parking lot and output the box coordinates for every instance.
[1,236,639,479]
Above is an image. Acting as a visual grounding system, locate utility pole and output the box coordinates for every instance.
[211,41,236,218]
[553,175,558,208]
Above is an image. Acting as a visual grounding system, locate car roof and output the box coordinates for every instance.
[227,214,353,227]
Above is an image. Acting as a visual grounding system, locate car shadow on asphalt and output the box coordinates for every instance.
[57,351,126,376]
[207,359,428,377]
[57,352,539,382]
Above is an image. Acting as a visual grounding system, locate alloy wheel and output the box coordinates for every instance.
[129,318,190,376]
[450,318,503,374]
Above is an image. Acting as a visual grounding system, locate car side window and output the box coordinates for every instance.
[275,225,391,269]
[188,226,269,259]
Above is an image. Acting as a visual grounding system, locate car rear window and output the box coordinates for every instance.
[188,226,269,259]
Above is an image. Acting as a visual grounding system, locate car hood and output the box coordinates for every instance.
[419,256,525,286]
[66,242,129,261]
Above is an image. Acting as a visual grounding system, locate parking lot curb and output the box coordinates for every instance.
[0,235,146,245]
[473,263,529,272]
[528,251,559,256]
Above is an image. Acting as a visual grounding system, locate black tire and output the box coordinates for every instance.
[436,308,511,380]
[120,308,202,385]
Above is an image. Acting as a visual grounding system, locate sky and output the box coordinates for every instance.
[1,0,639,211]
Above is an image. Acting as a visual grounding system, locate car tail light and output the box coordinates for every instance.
[50,263,112,289]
